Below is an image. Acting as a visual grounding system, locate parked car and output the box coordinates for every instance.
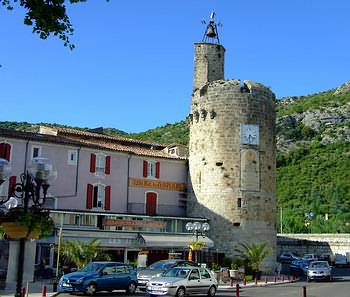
[146,266,218,297]
[307,261,333,282]
[302,254,318,261]
[334,252,349,267]
[137,259,199,291]
[58,262,137,295]
[289,259,312,276]
[278,252,300,263]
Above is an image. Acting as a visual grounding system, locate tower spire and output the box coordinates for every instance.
[201,11,222,44]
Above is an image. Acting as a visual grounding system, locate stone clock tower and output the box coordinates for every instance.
[187,14,277,271]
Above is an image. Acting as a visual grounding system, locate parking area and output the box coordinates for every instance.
[51,268,350,297]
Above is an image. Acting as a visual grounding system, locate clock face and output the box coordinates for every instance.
[241,124,259,145]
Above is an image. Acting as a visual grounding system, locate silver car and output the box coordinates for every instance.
[307,261,333,282]
[146,267,217,297]
[137,260,198,290]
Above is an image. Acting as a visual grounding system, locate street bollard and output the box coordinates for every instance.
[243,277,247,286]
[42,285,47,297]
[21,287,26,297]
[264,276,268,284]
[254,277,258,285]
[273,276,277,283]
[53,281,58,292]
[230,277,234,287]
[281,275,284,282]
[303,286,307,297]
[235,283,239,297]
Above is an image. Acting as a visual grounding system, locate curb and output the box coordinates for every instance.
[218,279,298,290]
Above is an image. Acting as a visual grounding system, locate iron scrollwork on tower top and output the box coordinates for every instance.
[201,11,222,44]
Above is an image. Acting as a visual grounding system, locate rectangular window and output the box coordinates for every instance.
[32,146,41,159]
[93,184,105,209]
[148,161,156,178]
[237,198,242,208]
[67,150,78,165]
[96,154,106,173]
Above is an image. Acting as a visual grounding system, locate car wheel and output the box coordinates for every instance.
[176,287,186,297]
[126,281,137,294]
[207,285,216,297]
[86,283,97,295]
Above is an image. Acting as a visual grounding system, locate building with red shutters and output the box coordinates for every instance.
[0,126,213,281]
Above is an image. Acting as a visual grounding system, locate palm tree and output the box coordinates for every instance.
[236,242,272,274]
[59,238,110,269]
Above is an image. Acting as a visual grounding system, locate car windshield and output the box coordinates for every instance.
[310,262,329,269]
[80,263,104,273]
[148,261,177,270]
[162,268,191,278]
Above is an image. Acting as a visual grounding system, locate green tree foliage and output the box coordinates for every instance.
[277,90,350,117]
[1,0,95,49]
[129,121,189,145]
[58,238,110,269]
[277,141,350,233]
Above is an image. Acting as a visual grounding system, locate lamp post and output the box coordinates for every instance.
[185,222,210,263]
[0,157,56,297]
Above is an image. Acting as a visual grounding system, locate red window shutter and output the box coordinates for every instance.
[105,186,111,210]
[5,144,11,161]
[90,153,96,173]
[155,162,160,179]
[146,192,157,216]
[8,176,16,197]
[86,184,93,209]
[143,160,148,177]
[0,143,4,159]
[105,156,111,175]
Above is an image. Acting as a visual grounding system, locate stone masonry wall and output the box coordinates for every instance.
[193,43,225,91]
[278,234,350,258]
[188,77,276,271]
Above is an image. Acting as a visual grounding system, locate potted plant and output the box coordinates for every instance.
[189,241,205,250]
[229,262,240,279]
[0,208,54,239]
[235,242,272,280]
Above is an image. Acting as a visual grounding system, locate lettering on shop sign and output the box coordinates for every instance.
[103,218,166,229]
[129,178,186,191]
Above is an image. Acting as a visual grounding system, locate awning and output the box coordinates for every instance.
[138,233,214,249]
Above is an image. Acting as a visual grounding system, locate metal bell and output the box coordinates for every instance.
[205,24,216,38]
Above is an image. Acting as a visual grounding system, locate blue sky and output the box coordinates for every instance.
[1,0,349,133]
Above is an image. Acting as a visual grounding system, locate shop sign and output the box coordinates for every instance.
[103,218,166,229]
[129,178,186,191]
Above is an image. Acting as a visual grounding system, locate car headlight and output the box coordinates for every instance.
[163,282,173,287]
[155,273,162,277]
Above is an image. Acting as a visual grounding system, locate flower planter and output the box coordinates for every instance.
[1,222,41,239]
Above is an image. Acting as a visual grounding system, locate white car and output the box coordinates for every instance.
[307,261,333,282]
[302,254,318,261]
[146,267,218,297]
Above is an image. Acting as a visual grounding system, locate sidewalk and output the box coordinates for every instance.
[0,279,59,297]
[0,275,297,297]
[218,275,298,290]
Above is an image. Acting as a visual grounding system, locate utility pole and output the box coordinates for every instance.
[280,206,283,234]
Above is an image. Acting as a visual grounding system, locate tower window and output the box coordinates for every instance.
[31,146,41,159]
[237,198,242,208]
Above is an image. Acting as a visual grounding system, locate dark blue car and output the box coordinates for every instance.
[58,262,137,295]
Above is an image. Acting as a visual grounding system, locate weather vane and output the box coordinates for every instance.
[201,11,222,44]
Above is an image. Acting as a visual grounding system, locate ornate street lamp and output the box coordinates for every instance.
[0,157,56,297]
[185,222,210,263]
